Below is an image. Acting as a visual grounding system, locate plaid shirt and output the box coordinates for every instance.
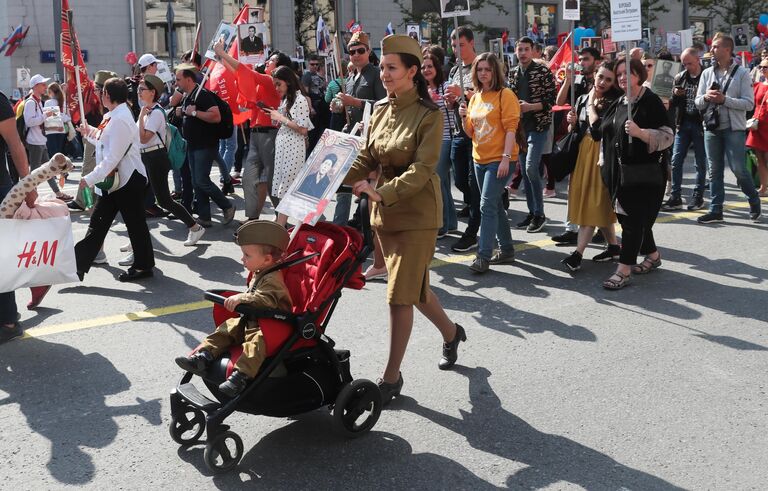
[509,61,556,133]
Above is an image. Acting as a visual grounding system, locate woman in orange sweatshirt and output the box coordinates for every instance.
[458,53,521,274]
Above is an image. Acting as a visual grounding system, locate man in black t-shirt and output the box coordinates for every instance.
[0,91,36,343]
[174,65,235,227]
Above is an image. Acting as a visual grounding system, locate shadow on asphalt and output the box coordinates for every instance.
[0,338,162,485]
[175,412,497,489]
[398,366,685,490]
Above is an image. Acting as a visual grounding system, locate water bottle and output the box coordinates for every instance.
[82,186,94,209]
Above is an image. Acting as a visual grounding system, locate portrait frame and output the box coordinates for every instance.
[205,21,237,61]
[248,7,264,24]
[580,37,601,53]
[237,23,270,65]
[731,23,750,52]
[277,130,365,225]
[406,23,421,43]
[601,28,616,54]
[649,59,680,99]
[440,0,471,18]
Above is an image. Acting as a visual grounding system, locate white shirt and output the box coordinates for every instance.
[43,99,71,122]
[138,105,166,149]
[23,96,47,146]
[83,103,146,191]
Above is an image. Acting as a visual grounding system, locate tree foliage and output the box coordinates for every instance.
[390,0,509,48]
[690,0,768,30]
[295,0,334,54]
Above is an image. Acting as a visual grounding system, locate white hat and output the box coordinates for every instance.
[29,74,51,87]
[138,53,158,68]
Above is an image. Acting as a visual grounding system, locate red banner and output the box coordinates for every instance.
[205,4,252,125]
[61,0,97,124]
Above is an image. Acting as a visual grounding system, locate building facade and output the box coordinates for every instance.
[0,0,724,96]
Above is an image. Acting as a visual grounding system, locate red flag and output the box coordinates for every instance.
[547,32,572,84]
[61,0,97,124]
[205,4,251,125]
[501,29,508,46]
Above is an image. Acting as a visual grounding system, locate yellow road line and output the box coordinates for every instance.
[19,198,765,340]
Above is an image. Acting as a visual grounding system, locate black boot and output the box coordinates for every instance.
[377,372,403,406]
[219,370,251,398]
[175,350,214,376]
[438,324,467,370]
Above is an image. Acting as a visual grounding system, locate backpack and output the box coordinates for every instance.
[152,106,187,171]
[14,95,33,144]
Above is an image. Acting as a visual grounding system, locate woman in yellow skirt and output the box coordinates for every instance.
[345,35,465,405]
[561,62,623,272]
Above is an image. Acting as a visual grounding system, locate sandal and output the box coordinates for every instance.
[602,271,631,290]
[632,255,661,275]
[56,193,73,202]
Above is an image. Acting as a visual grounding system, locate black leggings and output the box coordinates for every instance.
[142,149,197,228]
[616,184,665,266]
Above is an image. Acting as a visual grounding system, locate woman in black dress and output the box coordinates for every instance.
[599,58,674,290]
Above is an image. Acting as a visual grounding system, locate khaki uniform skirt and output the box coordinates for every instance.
[376,228,438,306]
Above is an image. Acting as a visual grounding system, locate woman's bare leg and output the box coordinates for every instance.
[415,288,457,343]
[383,304,414,383]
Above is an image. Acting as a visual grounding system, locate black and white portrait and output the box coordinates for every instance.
[440,0,471,17]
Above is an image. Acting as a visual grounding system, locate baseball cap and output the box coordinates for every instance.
[138,53,159,68]
[29,74,51,87]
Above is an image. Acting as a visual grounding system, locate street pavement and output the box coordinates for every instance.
[1,160,767,490]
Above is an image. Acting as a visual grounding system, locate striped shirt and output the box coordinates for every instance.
[429,82,456,141]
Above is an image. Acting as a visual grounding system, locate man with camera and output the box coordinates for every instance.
[662,48,707,212]
[695,34,761,223]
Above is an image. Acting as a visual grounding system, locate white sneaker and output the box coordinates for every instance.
[119,243,132,252]
[363,265,388,282]
[118,252,134,266]
[93,250,108,264]
[184,226,206,246]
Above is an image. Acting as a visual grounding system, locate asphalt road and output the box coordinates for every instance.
[1,162,766,490]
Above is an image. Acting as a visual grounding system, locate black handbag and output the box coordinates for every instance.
[549,131,582,182]
[702,64,738,131]
[617,146,665,187]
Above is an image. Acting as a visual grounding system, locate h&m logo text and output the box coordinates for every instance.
[17,241,59,268]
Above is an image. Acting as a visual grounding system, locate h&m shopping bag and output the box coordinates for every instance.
[0,216,78,293]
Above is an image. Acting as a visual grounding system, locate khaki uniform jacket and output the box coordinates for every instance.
[234,270,293,333]
[344,87,443,231]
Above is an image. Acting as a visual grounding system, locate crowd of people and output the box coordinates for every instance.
[1,28,766,399]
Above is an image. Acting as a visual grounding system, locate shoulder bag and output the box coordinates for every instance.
[703,64,738,131]
[548,96,587,182]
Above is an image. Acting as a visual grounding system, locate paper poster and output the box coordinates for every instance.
[155,60,173,83]
[440,0,470,18]
[16,68,31,89]
[650,60,680,99]
[609,0,642,42]
[293,46,305,62]
[580,37,601,52]
[205,21,237,61]
[679,29,693,52]
[276,130,365,225]
[406,23,421,43]
[666,32,682,55]
[732,24,750,52]
[489,38,503,60]
[563,0,580,21]
[602,28,617,54]
[247,7,264,24]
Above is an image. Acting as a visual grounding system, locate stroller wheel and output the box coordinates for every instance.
[169,409,206,445]
[204,431,244,474]
[333,379,382,438]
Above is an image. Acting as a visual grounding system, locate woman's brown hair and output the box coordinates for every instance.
[471,52,505,92]
[615,57,648,86]
[47,82,65,109]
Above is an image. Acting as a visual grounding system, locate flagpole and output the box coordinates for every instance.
[67,10,86,127]
[626,44,632,144]
[454,16,464,107]
[570,21,575,108]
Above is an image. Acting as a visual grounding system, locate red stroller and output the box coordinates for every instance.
[169,200,381,473]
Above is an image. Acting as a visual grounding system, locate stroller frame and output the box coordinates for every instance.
[170,194,380,473]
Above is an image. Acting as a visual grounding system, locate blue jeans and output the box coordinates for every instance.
[437,140,458,233]
[474,162,514,260]
[0,183,18,323]
[451,136,480,237]
[703,129,760,213]
[215,126,237,183]
[188,146,233,221]
[520,129,547,216]
[671,119,707,198]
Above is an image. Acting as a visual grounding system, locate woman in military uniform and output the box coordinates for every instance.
[345,35,466,404]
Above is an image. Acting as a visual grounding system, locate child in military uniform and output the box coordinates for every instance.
[175,221,293,397]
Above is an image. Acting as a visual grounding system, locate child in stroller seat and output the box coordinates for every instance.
[175,221,293,397]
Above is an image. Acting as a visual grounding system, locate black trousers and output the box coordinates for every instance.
[75,170,155,274]
[616,184,665,266]
[142,148,197,228]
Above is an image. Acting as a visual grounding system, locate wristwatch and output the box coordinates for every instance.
[191,110,197,118]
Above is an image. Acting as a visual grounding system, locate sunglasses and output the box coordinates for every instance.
[349,47,367,56]
[309,63,320,66]
[761,66,768,70]
[138,86,149,92]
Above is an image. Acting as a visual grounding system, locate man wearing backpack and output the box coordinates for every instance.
[23,74,71,201]
[174,64,235,228]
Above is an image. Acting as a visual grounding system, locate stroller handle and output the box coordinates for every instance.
[336,185,373,252]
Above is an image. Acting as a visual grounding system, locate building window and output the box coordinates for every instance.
[525,3,557,45]
[144,0,197,58]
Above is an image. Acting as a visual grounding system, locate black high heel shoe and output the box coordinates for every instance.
[438,324,466,370]
[377,372,403,406]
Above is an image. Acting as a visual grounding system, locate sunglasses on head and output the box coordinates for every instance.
[349,46,367,56]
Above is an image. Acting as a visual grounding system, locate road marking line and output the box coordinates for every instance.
[19,198,765,340]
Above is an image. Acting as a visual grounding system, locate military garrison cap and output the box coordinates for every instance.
[235,220,290,251]
[348,31,370,48]
[94,70,119,87]
[143,74,165,95]
[381,34,422,63]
